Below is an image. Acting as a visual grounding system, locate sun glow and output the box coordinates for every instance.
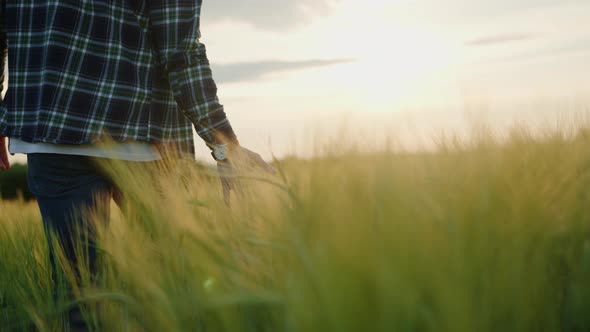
[356,26,459,108]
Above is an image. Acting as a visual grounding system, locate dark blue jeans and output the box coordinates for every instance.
[27,153,145,297]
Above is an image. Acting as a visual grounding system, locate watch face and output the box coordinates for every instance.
[213,145,227,161]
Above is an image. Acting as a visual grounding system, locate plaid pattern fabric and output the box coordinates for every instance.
[0,0,237,158]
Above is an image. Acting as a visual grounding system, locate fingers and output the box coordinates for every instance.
[255,155,277,174]
[218,161,234,206]
[0,149,9,171]
[216,147,275,207]
[222,179,231,206]
[221,176,234,192]
[241,149,276,174]
[0,157,10,170]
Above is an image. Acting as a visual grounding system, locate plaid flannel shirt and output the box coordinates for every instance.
[0,0,238,158]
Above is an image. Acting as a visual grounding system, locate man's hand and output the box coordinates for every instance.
[217,145,276,206]
[0,135,10,171]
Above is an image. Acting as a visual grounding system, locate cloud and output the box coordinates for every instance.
[488,41,590,64]
[396,0,588,26]
[202,0,339,30]
[212,59,354,83]
[466,34,537,47]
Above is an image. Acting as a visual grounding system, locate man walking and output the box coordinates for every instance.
[0,1,272,329]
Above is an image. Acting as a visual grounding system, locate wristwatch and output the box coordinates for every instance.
[209,143,228,162]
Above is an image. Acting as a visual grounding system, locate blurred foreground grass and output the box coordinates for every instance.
[1,125,590,331]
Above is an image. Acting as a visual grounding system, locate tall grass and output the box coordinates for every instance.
[1,124,590,331]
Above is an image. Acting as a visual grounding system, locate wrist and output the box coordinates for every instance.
[209,142,239,162]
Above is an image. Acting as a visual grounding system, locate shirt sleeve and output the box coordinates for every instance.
[146,0,238,146]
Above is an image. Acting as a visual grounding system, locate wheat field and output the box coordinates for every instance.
[1,124,590,331]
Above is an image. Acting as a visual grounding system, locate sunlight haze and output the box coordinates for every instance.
[196,0,590,159]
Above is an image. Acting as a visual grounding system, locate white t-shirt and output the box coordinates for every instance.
[9,138,161,161]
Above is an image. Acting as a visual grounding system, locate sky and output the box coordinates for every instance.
[7,0,590,163]
[195,0,590,159]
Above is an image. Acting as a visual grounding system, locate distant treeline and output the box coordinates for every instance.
[0,164,34,201]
